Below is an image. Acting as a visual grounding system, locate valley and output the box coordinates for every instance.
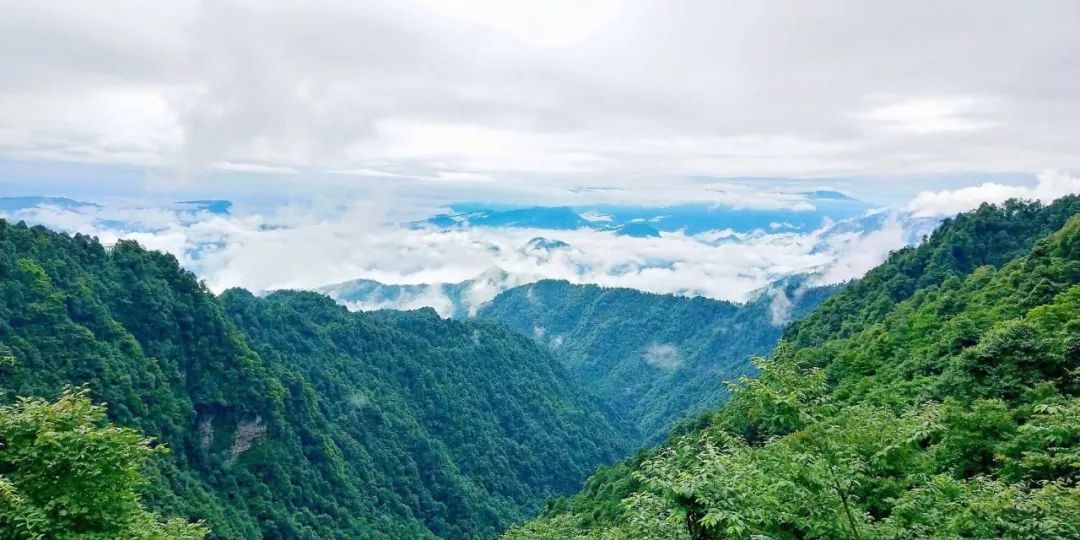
[3,3,1078,537]
[2,196,1077,539]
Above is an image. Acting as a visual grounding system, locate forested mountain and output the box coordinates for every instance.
[0,219,629,539]
[478,280,838,442]
[506,196,1080,539]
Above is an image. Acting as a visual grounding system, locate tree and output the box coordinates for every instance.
[0,388,207,540]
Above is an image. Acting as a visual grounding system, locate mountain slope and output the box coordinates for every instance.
[219,289,631,537]
[477,279,838,442]
[506,198,1080,539]
[0,219,629,539]
[786,196,1080,349]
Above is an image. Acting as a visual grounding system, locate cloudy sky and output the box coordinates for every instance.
[3,1,1080,306]
[2,0,1079,208]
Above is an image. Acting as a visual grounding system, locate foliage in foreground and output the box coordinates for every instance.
[506,198,1080,539]
[0,389,207,540]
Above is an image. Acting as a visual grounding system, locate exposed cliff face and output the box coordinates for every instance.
[228,417,267,460]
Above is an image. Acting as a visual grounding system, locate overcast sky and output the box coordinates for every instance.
[1,0,1079,206]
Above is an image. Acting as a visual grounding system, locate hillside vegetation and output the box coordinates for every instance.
[0,219,629,539]
[506,197,1080,539]
[478,279,837,442]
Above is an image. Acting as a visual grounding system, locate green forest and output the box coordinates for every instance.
[0,220,628,539]
[478,279,836,442]
[505,196,1080,539]
[2,196,1079,539]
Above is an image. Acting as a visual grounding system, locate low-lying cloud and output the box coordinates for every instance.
[1,197,931,308]
[643,343,681,371]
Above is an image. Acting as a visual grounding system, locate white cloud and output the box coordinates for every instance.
[1,198,933,307]
[811,217,910,284]
[3,1,1080,193]
[214,161,299,174]
[643,343,681,371]
[908,169,1080,217]
[410,0,626,50]
[768,287,794,326]
[434,171,495,183]
[344,287,457,317]
[860,96,995,134]
[580,211,614,223]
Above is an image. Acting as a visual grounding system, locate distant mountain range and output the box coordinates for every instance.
[3,190,877,241]
[320,209,940,317]
[0,196,101,212]
[0,196,234,216]
[2,193,940,309]
[418,190,873,236]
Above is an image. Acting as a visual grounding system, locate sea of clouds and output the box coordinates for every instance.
[3,198,917,302]
[3,170,1076,312]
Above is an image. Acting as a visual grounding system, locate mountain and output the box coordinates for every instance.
[790,197,1080,349]
[322,207,933,321]
[800,189,859,201]
[0,196,101,212]
[0,219,630,539]
[574,197,873,235]
[521,237,572,260]
[604,221,661,238]
[320,266,525,319]
[422,206,590,230]
[477,278,839,442]
[419,192,874,236]
[174,200,233,215]
[505,196,1080,539]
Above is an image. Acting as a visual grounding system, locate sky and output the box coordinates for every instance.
[1,0,1079,208]
[2,1,1080,308]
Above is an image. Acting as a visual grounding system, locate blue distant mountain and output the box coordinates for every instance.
[576,194,872,235]
[604,221,661,238]
[174,200,233,215]
[0,196,100,212]
[421,206,589,230]
[523,237,570,251]
[799,190,858,201]
[1,196,235,218]
[417,191,874,235]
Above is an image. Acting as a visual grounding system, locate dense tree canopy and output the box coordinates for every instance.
[506,198,1080,539]
[478,279,837,442]
[0,219,629,539]
[0,389,208,540]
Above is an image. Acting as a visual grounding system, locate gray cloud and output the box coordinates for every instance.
[1,0,1078,195]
